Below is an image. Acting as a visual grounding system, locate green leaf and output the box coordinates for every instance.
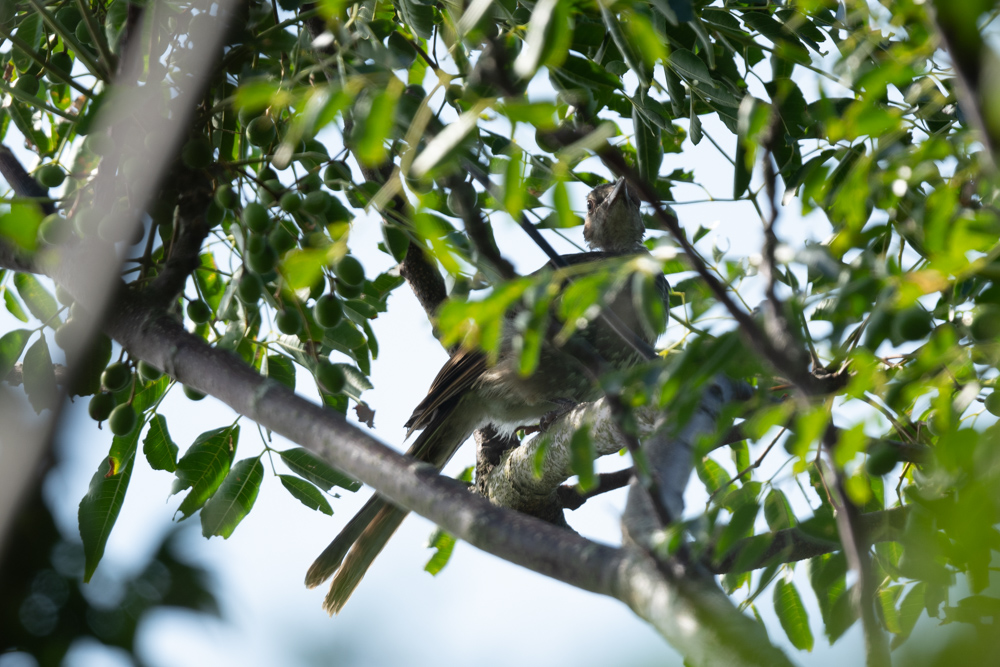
[22,335,56,413]
[279,447,361,492]
[3,286,29,322]
[143,414,179,472]
[551,54,623,92]
[696,456,731,492]
[394,0,435,40]
[503,147,525,219]
[668,48,712,87]
[356,81,402,166]
[773,578,814,651]
[0,328,31,379]
[278,474,333,515]
[809,552,857,641]
[570,426,596,491]
[201,457,263,538]
[14,273,59,324]
[281,247,329,290]
[78,426,143,582]
[266,353,296,390]
[424,528,456,575]
[600,4,649,87]
[733,139,751,199]
[513,0,571,78]
[0,199,43,252]
[172,425,240,519]
[715,502,759,560]
[763,489,796,531]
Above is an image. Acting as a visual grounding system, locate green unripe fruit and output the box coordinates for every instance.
[334,255,364,286]
[36,164,66,188]
[276,308,303,335]
[986,391,1000,417]
[102,362,132,392]
[335,279,363,299]
[47,52,72,79]
[247,244,278,274]
[39,214,69,244]
[55,284,74,307]
[316,361,345,394]
[302,190,329,216]
[108,403,137,435]
[299,172,323,193]
[73,209,101,238]
[215,185,237,209]
[187,299,212,323]
[279,191,302,213]
[183,385,206,401]
[892,306,932,342]
[54,318,83,350]
[259,179,284,207]
[75,20,92,46]
[865,442,899,477]
[246,116,277,146]
[238,106,262,125]
[237,273,263,304]
[14,75,39,96]
[268,223,297,254]
[182,137,213,169]
[56,6,82,30]
[245,233,267,257]
[137,361,163,383]
[205,201,226,227]
[313,295,344,329]
[242,202,271,232]
[323,161,351,189]
[88,392,116,422]
[971,307,1000,342]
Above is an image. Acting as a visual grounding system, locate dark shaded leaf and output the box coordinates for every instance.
[279,474,333,515]
[143,414,179,472]
[279,447,361,492]
[201,457,263,538]
[22,336,56,413]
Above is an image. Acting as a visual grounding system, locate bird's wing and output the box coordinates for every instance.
[403,347,488,434]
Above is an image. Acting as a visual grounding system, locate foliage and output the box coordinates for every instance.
[3,0,1000,663]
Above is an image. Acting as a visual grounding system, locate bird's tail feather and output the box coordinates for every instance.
[304,494,385,589]
[322,503,407,614]
[306,401,478,613]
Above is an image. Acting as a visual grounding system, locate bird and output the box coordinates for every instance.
[304,177,668,613]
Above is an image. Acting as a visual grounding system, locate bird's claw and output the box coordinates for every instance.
[539,399,578,432]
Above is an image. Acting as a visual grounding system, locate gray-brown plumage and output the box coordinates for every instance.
[304,178,666,613]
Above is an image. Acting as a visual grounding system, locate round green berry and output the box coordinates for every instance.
[316,361,345,394]
[187,299,212,323]
[183,385,206,401]
[88,392,116,422]
[334,255,364,286]
[181,137,214,169]
[276,308,303,335]
[108,403,137,436]
[242,202,271,232]
[313,295,343,329]
[237,273,263,304]
[279,191,302,213]
[37,164,66,188]
[137,361,163,383]
[101,362,132,392]
[246,116,277,147]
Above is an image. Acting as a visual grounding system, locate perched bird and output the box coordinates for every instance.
[305,178,667,613]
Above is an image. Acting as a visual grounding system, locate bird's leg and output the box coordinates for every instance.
[538,398,579,432]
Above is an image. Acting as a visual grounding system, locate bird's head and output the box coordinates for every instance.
[583,178,645,252]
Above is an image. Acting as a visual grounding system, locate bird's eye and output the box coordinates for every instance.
[587,200,594,211]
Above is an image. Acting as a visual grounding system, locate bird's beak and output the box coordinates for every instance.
[606,177,626,207]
